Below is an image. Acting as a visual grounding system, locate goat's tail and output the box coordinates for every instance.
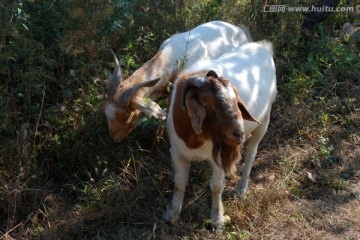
[238,23,253,42]
[257,40,274,56]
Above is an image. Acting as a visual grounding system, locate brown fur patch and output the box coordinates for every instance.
[173,71,211,149]
[173,71,243,176]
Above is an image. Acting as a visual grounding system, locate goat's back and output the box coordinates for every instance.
[183,42,277,136]
[160,21,251,68]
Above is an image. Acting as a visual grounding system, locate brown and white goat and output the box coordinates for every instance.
[163,42,277,229]
[105,21,253,142]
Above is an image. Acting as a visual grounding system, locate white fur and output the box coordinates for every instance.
[164,42,277,229]
[132,20,252,99]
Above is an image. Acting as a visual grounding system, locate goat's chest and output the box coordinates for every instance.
[170,132,214,162]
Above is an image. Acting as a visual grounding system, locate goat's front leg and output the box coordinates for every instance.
[209,163,226,229]
[163,155,190,224]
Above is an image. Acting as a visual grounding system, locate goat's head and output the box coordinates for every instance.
[181,70,259,174]
[105,50,165,142]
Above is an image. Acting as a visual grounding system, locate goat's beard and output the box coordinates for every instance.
[212,132,242,178]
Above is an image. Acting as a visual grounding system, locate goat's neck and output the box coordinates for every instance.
[126,49,175,99]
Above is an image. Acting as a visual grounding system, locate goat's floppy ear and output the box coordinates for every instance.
[238,99,260,124]
[185,88,206,135]
[131,96,166,120]
[181,76,207,134]
[181,76,206,109]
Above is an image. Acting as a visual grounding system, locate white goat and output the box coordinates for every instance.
[163,41,277,229]
[105,21,253,142]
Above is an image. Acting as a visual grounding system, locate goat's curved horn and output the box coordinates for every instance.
[108,49,123,99]
[116,78,161,108]
[181,76,206,110]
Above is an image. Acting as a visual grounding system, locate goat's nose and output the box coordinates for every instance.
[233,129,243,139]
[111,135,124,143]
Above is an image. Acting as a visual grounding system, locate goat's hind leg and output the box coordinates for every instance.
[236,111,270,197]
[163,155,190,224]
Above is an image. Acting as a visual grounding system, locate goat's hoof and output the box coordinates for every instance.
[235,188,248,198]
[204,220,224,232]
[208,215,228,231]
[163,210,179,225]
[235,181,249,198]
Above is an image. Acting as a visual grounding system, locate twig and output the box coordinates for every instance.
[34,81,46,148]
[287,192,311,206]
[1,223,23,240]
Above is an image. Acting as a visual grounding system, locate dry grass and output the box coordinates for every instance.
[1,106,359,239]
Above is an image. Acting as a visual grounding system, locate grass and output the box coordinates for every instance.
[1,0,360,239]
[1,90,359,239]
